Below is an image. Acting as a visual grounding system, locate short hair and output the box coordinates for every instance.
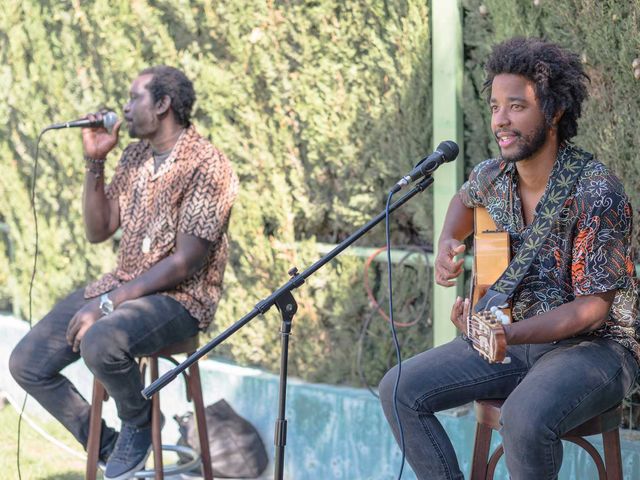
[483,37,590,143]
[139,65,195,127]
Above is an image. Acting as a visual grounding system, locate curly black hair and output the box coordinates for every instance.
[483,37,590,143]
[139,65,195,127]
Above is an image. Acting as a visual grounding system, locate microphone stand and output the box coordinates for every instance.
[142,175,435,479]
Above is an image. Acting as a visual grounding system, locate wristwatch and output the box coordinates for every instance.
[99,293,114,316]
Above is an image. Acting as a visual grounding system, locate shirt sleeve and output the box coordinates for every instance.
[177,149,239,243]
[458,161,488,208]
[571,180,633,296]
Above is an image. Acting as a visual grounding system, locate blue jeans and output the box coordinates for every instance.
[9,288,199,456]
[379,335,638,480]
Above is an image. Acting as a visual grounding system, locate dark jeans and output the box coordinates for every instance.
[379,335,638,480]
[9,288,199,455]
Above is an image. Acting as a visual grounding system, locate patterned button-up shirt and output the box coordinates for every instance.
[459,144,640,362]
[85,125,239,330]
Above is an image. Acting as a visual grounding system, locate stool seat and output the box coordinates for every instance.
[471,399,623,480]
[155,336,199,356]
[474,399,623,436]
[85,336,213,480]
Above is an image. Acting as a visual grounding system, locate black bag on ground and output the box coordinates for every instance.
[175,398,269,478]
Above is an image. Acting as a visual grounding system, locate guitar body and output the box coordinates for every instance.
[471,207,510,309]
[468,207,511,363]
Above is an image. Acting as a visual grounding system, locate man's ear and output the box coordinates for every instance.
[156,95,171,116]
[552,109,564,127]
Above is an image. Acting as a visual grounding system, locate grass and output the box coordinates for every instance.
[0,400,189,479]
[0,400,95,479]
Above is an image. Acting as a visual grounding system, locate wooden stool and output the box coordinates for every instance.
[85,336,213,480]
[470,399,623,480]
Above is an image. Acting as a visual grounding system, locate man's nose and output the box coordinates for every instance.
[493,108,510,128]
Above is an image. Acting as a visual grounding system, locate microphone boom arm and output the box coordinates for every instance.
[142,175,436,400]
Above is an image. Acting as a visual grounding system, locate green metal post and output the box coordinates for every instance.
[431,0,464,346]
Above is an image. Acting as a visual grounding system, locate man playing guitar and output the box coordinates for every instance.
[379,37,639,480]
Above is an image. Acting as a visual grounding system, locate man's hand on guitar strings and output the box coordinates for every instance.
[435,240,466,287]
[450,296,470,332]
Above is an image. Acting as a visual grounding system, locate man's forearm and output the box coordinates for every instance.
[108,256,192,307]
[82,165,118,242]
[503,291,615,345]
[106,233,211,308]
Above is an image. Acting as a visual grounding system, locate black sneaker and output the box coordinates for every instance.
[103,421,152,480]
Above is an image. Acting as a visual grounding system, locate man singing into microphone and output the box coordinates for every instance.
[379,38,639,479]
[10,65,238,479]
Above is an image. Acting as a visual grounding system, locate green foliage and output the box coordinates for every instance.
[0,0,433,386]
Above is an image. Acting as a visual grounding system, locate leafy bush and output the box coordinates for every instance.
[0,0,432,385]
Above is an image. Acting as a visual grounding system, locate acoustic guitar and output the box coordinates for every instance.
[467,207,511,364]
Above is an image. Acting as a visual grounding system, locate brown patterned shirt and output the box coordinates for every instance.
[85,126,239,330]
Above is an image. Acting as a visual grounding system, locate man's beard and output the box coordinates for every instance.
[127,124,140,139]
[497,124,548,163]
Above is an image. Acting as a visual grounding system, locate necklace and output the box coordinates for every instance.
[151,128,185,172]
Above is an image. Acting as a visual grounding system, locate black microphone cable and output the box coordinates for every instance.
[357,244,431,398]
[15,128,47,480]
[385,188,406,480]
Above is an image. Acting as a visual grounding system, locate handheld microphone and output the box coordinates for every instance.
[44,111,118,132]
[392,141,459,193]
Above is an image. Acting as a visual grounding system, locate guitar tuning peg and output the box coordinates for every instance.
[490,306,498,314]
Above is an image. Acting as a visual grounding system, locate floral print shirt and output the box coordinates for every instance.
[459,144,640,363]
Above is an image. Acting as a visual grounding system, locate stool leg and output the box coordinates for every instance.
[86,379,106,480]
[565,437,607,479]
[486,445,504,480]
[150,356,164,480]
[188,361,214,480]
[470,423,492,480]
[602,429,622,480]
